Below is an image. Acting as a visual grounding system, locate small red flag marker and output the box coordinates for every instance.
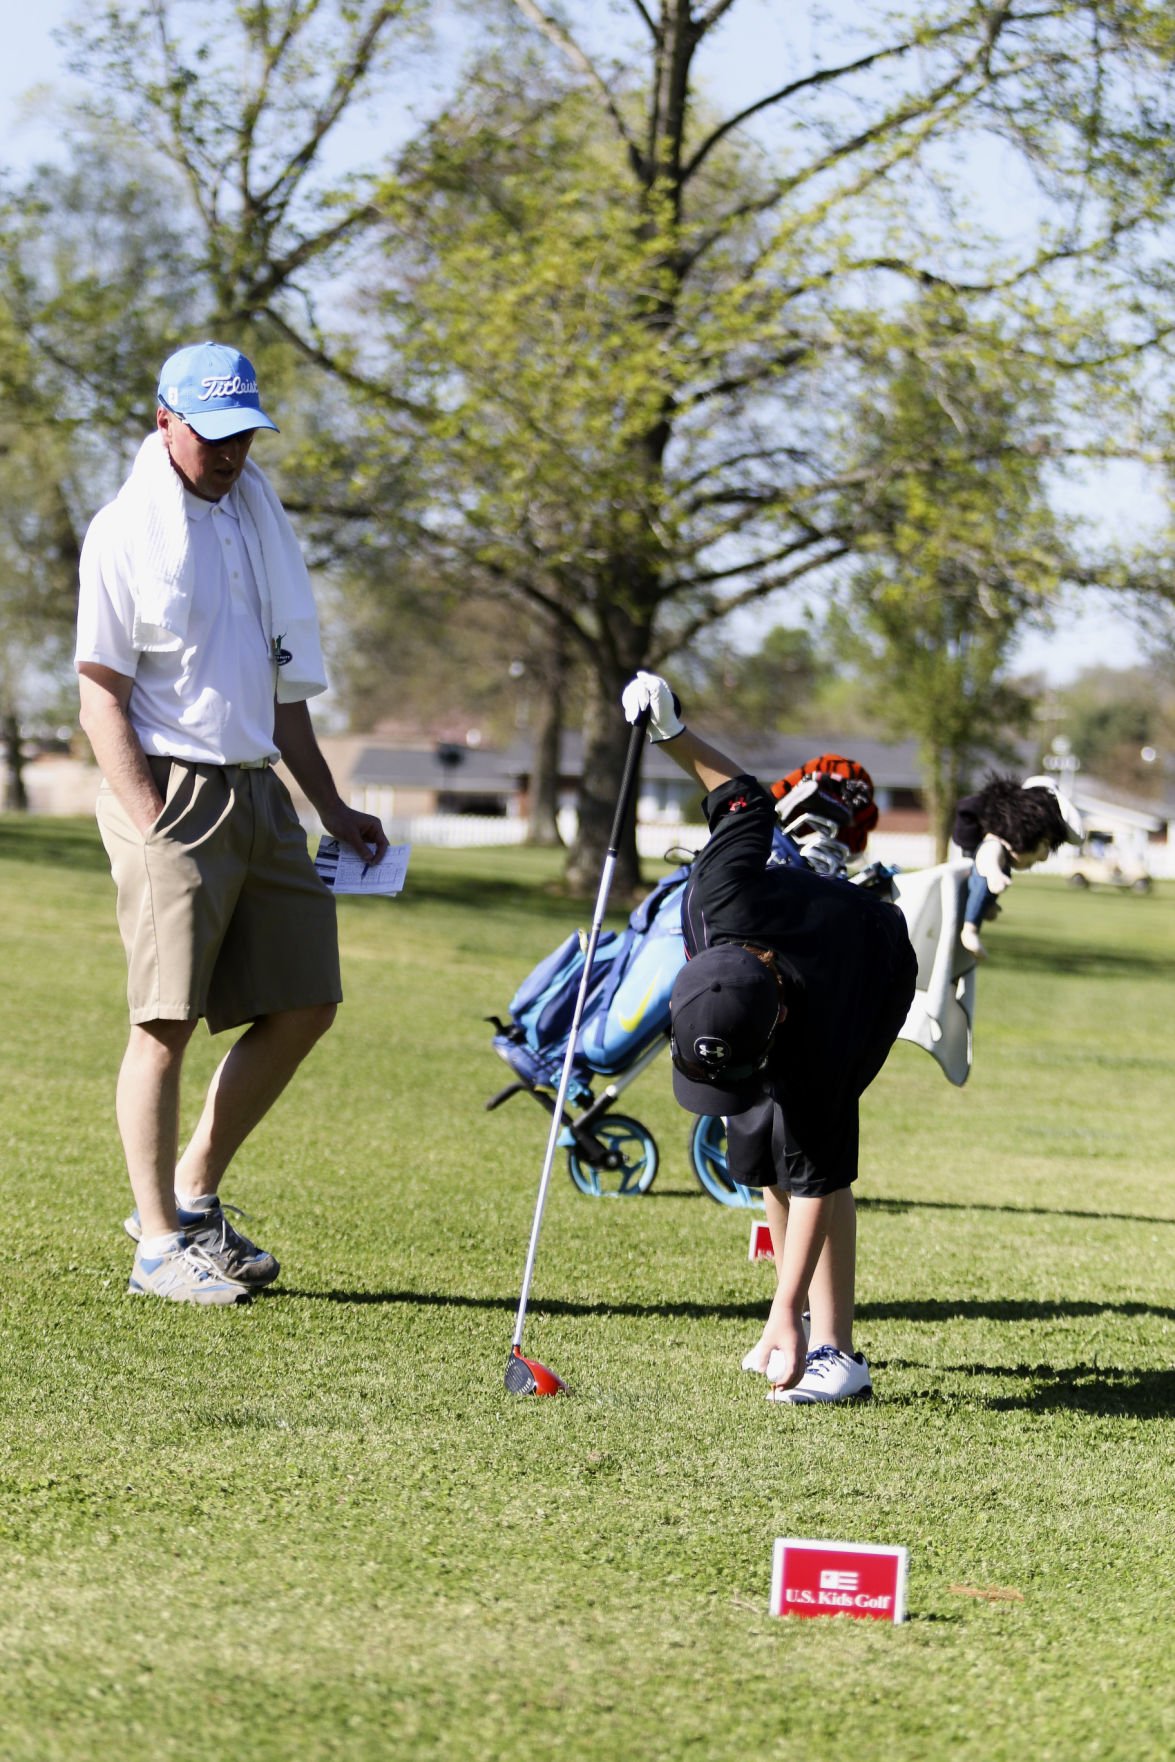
[748,1219,773,1261]
[769,1538,908,1623]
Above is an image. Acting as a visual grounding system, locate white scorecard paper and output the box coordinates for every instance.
[314,838,410,896]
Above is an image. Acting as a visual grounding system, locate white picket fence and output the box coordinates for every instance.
[334,806,1175,876]
[332,802,943,867]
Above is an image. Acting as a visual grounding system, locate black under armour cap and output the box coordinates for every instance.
[669,944,782,1116]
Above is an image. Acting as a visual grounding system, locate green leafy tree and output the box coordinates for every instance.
[832,294,1072,856]
[0,143,202,806]
[359,1,1175,885]
[26,0,1175,887]
[67,0,423,339]
[0,430,81,808]
[1049,663,1175,797]
[675,623,835,739]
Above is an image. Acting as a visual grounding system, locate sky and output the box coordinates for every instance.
[2,0,1158,685]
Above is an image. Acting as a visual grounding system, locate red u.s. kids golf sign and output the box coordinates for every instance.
[769,1538,908,1623]
[748,1219,773,1260]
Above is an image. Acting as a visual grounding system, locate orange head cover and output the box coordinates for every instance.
[768,754,879,856]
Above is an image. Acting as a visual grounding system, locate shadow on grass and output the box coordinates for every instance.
[0,815,627,915]
[858,1296,1175,1323]
[528,1190,1175,1225]
[984,1362,1175,1417]
[352,870,604,919]
[858,1195,1175,1229]
[0,816,108,874]
[991,929,1175,982]
[888,1359,1175,1419]
[276,1287,1175,1326]
[276,1286,764,1318]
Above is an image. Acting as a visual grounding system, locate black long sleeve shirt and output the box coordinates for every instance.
[681,776,917,1193]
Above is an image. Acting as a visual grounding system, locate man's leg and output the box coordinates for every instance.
[116,1019,198,1237]
[175,1003,337,1197]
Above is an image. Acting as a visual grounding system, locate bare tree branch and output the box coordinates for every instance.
[260,304,434,420]
[509,0,647,180]
[697,0,740,31]
[653,543,852,662]
[683,10,979,183]
[627,0,659,38]
[254,1,410,216]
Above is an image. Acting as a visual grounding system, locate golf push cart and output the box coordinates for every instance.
[486,758,904,1208]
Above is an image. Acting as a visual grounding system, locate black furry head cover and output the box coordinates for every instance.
[971,773,1069,853]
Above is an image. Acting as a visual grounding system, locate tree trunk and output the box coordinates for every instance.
[565,663,643,897]
[927,740,969,863]
[3,711,28,813]
[525,628,567,848]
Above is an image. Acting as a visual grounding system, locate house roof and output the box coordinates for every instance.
[350,743,515,791]
[1074,777,1172,833]
[342,732,1174,827]
[497,731,929,790]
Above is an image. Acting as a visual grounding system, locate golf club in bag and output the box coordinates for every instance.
[505,706,651,1396]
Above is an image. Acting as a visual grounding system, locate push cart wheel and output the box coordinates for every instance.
[563,1114,659,1197]
[688,1115,761,1208]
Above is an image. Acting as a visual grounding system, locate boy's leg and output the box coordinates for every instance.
[742,1186,792,1370]
[746,1187,856,1368]
[806,1186,856,1352]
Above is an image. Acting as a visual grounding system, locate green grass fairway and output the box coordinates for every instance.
[1,816,1172,1762]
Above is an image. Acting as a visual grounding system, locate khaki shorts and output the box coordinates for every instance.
[96,759,341,1033]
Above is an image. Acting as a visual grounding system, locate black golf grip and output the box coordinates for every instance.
[607,707,650,854]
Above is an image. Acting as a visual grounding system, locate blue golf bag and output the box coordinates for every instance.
[486,824,817,1203]
[486,865,691,1196]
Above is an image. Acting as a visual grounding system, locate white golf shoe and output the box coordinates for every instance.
[766,1344,872,1404]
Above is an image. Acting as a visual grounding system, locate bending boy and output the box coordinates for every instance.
[623,673,917,1403]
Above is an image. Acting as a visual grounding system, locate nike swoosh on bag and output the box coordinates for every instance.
[618,981,658,1034]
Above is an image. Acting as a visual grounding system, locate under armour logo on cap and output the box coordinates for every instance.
[668,944,785,1115]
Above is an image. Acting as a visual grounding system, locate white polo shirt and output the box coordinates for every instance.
[76,484,280,764]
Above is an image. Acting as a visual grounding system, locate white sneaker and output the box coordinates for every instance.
[767,1345,872,1404]
[742,1314,810,1372]
[960,921,987,960]
[127,1239,251,1305]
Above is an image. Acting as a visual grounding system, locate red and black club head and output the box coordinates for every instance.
[505,1347,568,1397]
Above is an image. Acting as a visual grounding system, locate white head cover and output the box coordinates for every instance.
[1022,775,1084,843]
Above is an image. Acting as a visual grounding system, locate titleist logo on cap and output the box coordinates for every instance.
[198,374,260,401]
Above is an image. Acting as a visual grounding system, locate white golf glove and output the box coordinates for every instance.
[621,671,685,743]
[975,833,1012,894]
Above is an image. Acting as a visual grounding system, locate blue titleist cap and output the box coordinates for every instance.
[157,342,279,441]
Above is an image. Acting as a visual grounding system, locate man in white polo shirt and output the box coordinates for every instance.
[76,341,387,1305]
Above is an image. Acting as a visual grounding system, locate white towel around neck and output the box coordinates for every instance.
[116,432,328,701]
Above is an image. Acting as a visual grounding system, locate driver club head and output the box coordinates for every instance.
[505,1347,568,1397]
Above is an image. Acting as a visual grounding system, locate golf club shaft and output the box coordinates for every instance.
[511,708,649,1350]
